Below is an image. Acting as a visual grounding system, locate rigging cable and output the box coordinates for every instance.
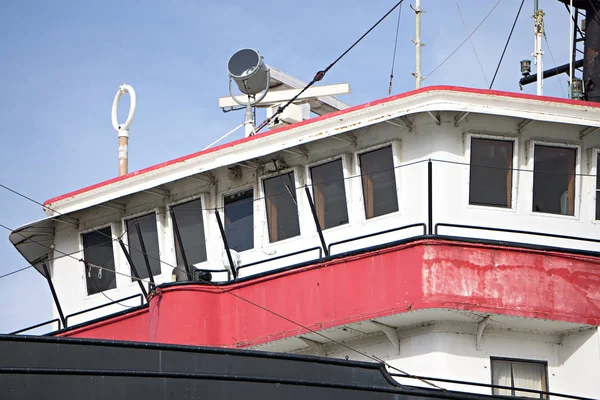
[255,0,405,134]
[543,33,567,97]
[388,2,404,95]
[456,2,489,87]
[424,0,502,82]
[489,0,525,89]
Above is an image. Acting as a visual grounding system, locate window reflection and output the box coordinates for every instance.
[224,189,254,252]
[171,199,207,267]
[533,145,576,215]
[264,173,300,242]
[82,227,116,295]
[359,146,398,219]
[310,159,349,229]
[469,138,513,208]
[126,213,161,280]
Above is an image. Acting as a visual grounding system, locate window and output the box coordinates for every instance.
[224,189,254,251]
[82,227,116,295]
[126,213,161,280]
[533,145,576,215]
[491,358,548,398]
[469,138,513,208]
[596,154,600,220]
[310,159,349,229]
[171,199,208,267]
[359,146,399,219]
[263,173,300,242]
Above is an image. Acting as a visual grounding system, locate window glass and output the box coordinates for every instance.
[310,160,349,229]
[82,227,116,295]
[171,199,208,267]
[596,155,600,220]
[126,213,161,280]
[491,358,547,399]
[359,146,399,219]
[469,138,513,208]
[264,173,300,242]
[533,145,576,215]
[224,189,254,251]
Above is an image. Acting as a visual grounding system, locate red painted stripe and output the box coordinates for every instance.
[44,86,600,206]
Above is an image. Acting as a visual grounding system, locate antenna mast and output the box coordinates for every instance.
[533,1,545,95]
[412,0,424,88]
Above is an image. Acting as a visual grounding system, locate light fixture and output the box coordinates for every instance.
[227,49,271,137]
[520,59,531,77]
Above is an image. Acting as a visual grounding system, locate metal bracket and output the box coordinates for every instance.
[454,112,470,127]
[299,337,327,357]
[580,126,600,140]
[371,320,400,354]
[476,315,491,350]
[387,116,413,132]
[144,186,170,197]
[517,119,534,133]
[96,201,126,212]
[282,146,309,158]
[426,111,441,125]
[187,173,216,185]
[330,133,357,144]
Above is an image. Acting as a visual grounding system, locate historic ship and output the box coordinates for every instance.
[2,1,600,398]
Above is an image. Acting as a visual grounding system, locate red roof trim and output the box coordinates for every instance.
[44,86,600,206]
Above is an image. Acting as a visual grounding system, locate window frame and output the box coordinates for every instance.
[79,222,119,298]
[592,147,600,222]
[121,208,163,286]
[220,184,256,253]
[489,357,549,399]
[305,154,352,232]
[354,141,402,223]
[465,133,518,212]
[258,167,302,246]
[527,140,581,219]
[167,193,211,270]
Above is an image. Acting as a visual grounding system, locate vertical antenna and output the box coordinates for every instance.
[111,84,136,177]
[569,0,574,98]
[533,2,545,95]
[411,1,424,88]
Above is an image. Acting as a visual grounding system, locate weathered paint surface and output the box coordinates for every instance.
[59,240,600,345]
[59,308,149,341]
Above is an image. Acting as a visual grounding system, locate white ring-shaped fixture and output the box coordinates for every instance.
[111,84,137,132]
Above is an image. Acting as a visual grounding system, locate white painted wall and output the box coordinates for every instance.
[45,111,600,331]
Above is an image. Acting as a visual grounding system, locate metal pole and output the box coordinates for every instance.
[427,159,433,235]
[134,221,155,285]
[244,101,255,137]
[533,7,545,96]
[414,0,422,88]
[569,0,574,98]
[41,262,66,329]
[304,186,330,257]
[117,239,148,299]
[169,210,193,281]
[215,209,237,280]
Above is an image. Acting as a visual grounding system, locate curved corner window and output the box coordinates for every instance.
[310,160,348,229]
[469,138,513,208]
[224,189,254,251]
[359,146,398,219]
[171,199,208,267]
[126,213,161,280]
[264,173,300,242]
[82,227,116,295]
[533,145,576,215]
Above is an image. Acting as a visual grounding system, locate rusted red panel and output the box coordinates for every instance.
[58,240,600,346]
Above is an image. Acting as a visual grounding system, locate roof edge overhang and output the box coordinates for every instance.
[42,86,600,217]
[9,216,57,276]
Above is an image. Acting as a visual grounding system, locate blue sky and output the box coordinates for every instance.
[0,0,573,333]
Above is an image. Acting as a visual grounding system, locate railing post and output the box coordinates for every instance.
[215,208,236,280]
[304,185,329,257]
[428,159,433,235]
[117,240,148,299]
[169,210,193,281]
[41,262,66,329]
[134,221,155,285]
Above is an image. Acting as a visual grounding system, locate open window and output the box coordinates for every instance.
[359,146,399,219]
[171,198,208,267]
[491,358,548,398]
[224,189,254,251]
[310,159,349,229]
[82,227,116,295]
[532,145,576,215]
[469,138,513,208]
[125,213,161,280]
[263,172,300,242]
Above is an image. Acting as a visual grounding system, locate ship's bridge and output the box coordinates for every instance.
[8,86,600,344]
